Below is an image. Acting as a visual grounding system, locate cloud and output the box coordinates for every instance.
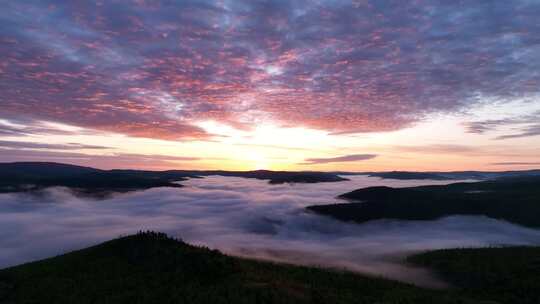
[464,111,540,140]
[1,1,540,139]
[0,149,201,170]
[395,144,479,154]
[392,144,538,160]
[300,154,377,165]
[0,125,25,136]
[0,140,110,150]
[490,162,540,166]
[495,124,540,140]
[0,119,91,137]
[1,176,539,288]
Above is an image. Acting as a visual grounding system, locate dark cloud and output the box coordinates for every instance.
[495,124,540,140]
[0,125,25,136]
[464,110,540,140]
[301,154,377,165]
[0,119,90,137]
[0,149,201,169]
[1,1,540,139]
[465,114,539,133]
[0,140,109,150]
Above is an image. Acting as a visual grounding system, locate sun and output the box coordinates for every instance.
[250,153,270,170]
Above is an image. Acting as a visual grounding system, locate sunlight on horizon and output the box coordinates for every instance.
[1,100,539,171]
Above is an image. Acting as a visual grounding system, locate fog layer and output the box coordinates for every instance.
[1,175,540,287]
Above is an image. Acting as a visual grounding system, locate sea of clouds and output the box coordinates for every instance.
[1,175,540,287]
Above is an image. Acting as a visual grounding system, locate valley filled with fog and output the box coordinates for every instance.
[2,175,540,287]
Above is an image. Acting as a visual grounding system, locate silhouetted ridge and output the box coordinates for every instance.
[2,162,539,196]
[363,170,540,180]
[307,176,540,228]
[2,232,539,303]
[0,162,348,195]
[0,162,102,179]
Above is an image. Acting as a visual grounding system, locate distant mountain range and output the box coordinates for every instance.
[1,162,539,196]
[353,170,540,180]
[0,162,347,195]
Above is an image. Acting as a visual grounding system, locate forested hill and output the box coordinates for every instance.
[0,162,347,195]
[307,175,540,228]
[2,231,539,303]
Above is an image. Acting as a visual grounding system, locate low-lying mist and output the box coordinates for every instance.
[1,175,540,287]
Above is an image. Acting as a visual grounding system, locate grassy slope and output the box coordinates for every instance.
[307,176,540,228]
[0,232,479,304]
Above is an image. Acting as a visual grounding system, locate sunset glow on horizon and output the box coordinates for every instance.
[1,1,539,171]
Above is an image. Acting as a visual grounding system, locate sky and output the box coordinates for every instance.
[0,0,539,171]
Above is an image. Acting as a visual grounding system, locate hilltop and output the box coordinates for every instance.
[2,231,539,303]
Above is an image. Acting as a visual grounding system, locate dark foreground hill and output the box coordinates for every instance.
[409,246,540,304]
[0,162,348,195]
[2,232,539,303]
[307,175,540,228]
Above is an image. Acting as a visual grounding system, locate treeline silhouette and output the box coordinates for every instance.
[0,162,348,196]
[410,246,540,304]
[1,231,538,303]
[307,175,540,228]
